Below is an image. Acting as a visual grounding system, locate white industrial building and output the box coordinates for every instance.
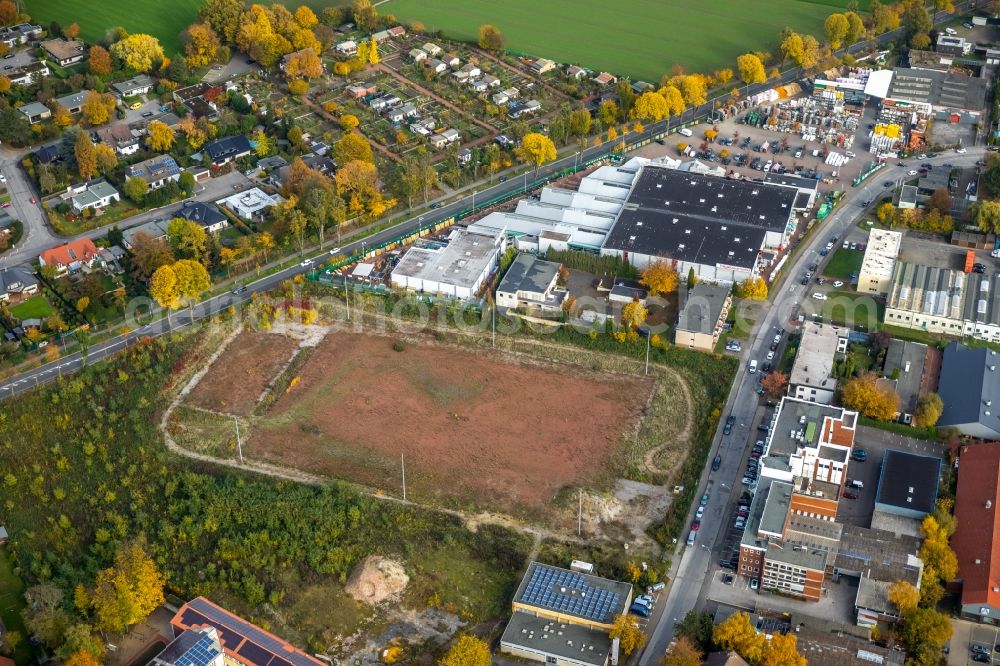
[390,227,504,300]
[858,228,902,295]
[789,321,850,405]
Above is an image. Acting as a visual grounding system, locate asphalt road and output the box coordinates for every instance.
[636,146,988,665]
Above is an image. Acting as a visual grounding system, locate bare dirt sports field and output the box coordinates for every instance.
[186,331,300,416]
[247,332,653,517]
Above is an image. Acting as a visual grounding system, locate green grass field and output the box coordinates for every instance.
[25,0,201,55]
[9,295,54,321]
[378,0,869,81]
[823,247,865,279]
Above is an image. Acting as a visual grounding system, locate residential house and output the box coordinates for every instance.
[387,26,406,38]
[427,58,446,74]
[0,23,42,47]
[482,74,501,88]
[593,72,617,86]
[335,40,358,56]
[422,42,442,57]
[215,188,280,220]
[171,597,325,666]
[408,48,427,63]
[0,265,39,304]
[674,282,733,353]
[41,38,85,66]
[429,133,448,149]
[502,86,520,100]
[566,65,586,80]
[704,653,750,666]
[469,78,488,93]
[882,339,928,419]
[531,58,556,74]
[34,143,59,165]
[203,135,252,167]
[55,90,89,114]
[112,74,154,99]
[409,118,435,135]
[441,128,460,144]
[492,91,510,105]
[68,180,120,214]
[38,238,100,274]
[175,201,229,234]
[127,155,181,189]
[453,63,480,82]
[346,82,376,99]
[496,254,565,313]
[509,99,541,118]
[937,342,1000,439]
[95,124,139,156]
[18,101,50,125]
[442,54,460,68]
[122,219,169,249]
[458,148,472,165]
[8,61,49,86]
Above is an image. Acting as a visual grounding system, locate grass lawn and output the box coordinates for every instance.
[25,0,201,55]
[48,200,140,236]
[375,0,868,81]
[823,248,865,279]
[9,295,55,321]
[821,290,883,328]
[0,548,32,666]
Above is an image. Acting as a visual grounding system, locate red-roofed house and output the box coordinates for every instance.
[954,443,1000,622]
[38,238,99,275]
[172,597,325,666]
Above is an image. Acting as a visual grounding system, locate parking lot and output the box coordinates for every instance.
[949,618,1000,665]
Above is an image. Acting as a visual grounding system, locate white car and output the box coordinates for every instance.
[696,506,705,519]
[907,170,917,176]
[0,174,7,183]
[328,247,342,255]
[766,351,774,361]
[957,147,967,154]
[812,292,828,301]
[300,259,314,267]
[833,280,844,287]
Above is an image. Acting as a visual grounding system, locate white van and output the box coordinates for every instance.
[748,360,758,374]
[945,27,957,35]
[687,529,697,546]
[678,127,693,137]
[849,479,864,489]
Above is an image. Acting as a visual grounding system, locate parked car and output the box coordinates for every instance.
[811,292,828,300]
[696,506,705,519]
[299,259,314,267]
[842,491,859,500]
[833,280,844,288]
[712,455,722,471]
[750,578,759,590]
[700,494,709,506]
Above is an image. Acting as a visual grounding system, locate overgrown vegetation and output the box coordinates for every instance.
[0,330,531,657]
[544,249,638,279]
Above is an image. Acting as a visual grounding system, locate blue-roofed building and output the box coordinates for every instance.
[203,135,252,167]
[127,155,181,190]
[149,627,224,666]
[500,562,632,666]
[171,597,325,666]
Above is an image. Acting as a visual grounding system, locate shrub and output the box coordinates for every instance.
[392,340,406,352]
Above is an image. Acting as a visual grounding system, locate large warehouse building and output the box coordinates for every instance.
[390,227,504,299]
[600,166,799,283]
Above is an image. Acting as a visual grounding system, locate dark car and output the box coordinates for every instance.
[720,559,737,570]
[498,175,507,183]
[712,455,722,471]
[851,449,867,462]
[882,180,893,187]
[141,111,154,118]
[973,654,990,663]
[431,202,443,209]
[842,491,859,500]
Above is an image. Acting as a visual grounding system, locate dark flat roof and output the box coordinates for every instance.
[501,612,611,666]
[497,253,559,296]
[603,167,795,270]
[939,342,1000,431]
[875,449,941,515]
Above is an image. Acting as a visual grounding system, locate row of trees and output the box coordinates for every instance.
[665,610,806,666]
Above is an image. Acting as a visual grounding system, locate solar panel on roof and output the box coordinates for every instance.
[236,641,271,666]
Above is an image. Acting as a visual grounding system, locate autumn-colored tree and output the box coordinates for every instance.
[677,74,707,106]
[57,624,104,661]
[871,0,901,33]
[283,47,323,79]
[124,177,149,205]
[621,299,648,331]
[845,11,866,43]
[74,131,97,181]
[128,232,175,281]
[111,33,165,72]
[64,650,101,666]
[761,632,806,666]
[88,45,113,75]
[516,133,556,174]
[713,613,765,665]
[736,53,766,92]
[658,85,685,118]
[439,634,490,666]
[824,13,850,48]
[597,100,619,126]
[841,372,900,421]
[478,24,504,51]
[714,68,734,87]
[80,91,117,126]
[640,260,679,295]
[632,91,670,122]
[333,132,374,164]
[761,371,789,398]
[610,614,647,656]
[0,0,17,26]
[93,143,117,177]
[738,276,768,301]
[888,579,920,616]
[198,0,245,42]
[569,108,592,137]
[183,23,221,68]
[75,297,90,314]
[900,607,952,658]
[146,120,175,152]
[92,541,165,634]
[150,264,179,309]
[173,259,211,305]
[293,5,318,28]
[913,392,943,428]
[340,114,360,131]
[176,116,206,150]
[662,636,702,666]
[919,514,958,581]
[166,218,208,262]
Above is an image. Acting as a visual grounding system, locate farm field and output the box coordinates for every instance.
[25,0,200,55]
[378,0,869,82]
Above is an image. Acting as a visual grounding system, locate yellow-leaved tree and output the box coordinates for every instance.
[712,612,765,665]
[621,299,648,331]
[760,632,806,666]
[439,635,490,666]
[517,133,556,175]
[887,579,920,616]
[92,541,165,634]
[640,259,679,295]
[110,33,165,72]
[147,120,175,152]
[738,276,768,301]
[840,372,900,421]
[609,614,646,656]
[632,91,669,122]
